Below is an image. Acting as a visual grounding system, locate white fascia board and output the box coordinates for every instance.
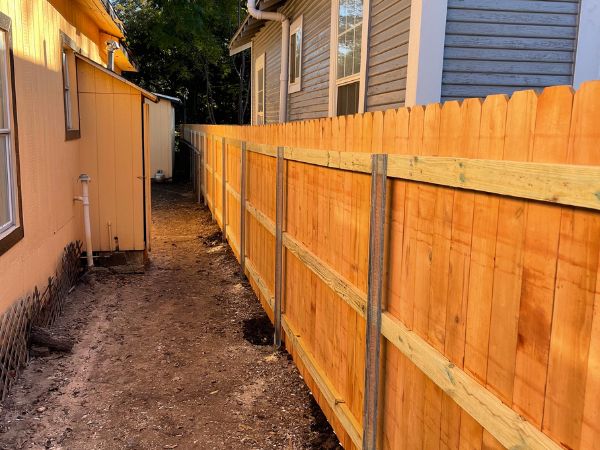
[230,41,253,56]
[574,0,600,88]
[405,0,448,107]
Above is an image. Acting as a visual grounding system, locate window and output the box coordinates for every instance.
[255,53,265,125]
[61,41,80,140]
[289,16,303,94]
[330,0,364,116]
[0,12,23,255]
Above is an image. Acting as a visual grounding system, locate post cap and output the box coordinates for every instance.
[79,174,91,182]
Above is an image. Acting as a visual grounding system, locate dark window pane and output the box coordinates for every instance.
[295,31,301,79]
[0,135,11,229]
[337,81,359,116]
[289,33,296,83]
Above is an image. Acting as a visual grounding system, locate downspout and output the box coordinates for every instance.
[247,0,289,123]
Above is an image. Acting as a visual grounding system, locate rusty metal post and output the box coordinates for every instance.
[362,153,388,450]
[240,141,247,276]
[274,146,284,348]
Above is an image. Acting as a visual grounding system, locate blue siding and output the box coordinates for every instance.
[442,0,581,101]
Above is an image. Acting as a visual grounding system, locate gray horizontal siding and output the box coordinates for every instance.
[366,0,411,111]
[283,0,331,121]
[253,20,281,124]
[441,0,581,101]
[252,0,331,123]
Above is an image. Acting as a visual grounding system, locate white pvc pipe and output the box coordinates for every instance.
[77,174,94,268]
[247,0,289,123]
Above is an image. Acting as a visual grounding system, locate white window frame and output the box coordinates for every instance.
[60,33,81,140]
[328,0,370,116]
[404,0,448,106]
[289,15,303,94]
[62,48,73,129]
[255,53,266,125]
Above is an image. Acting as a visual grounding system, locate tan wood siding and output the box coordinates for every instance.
[78,59,146,252]
[147,99,175,179]
[0,0,115,310]
[366,0,411,111]
[441,0,581,100]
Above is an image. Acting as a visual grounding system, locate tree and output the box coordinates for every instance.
[113,0,250,125]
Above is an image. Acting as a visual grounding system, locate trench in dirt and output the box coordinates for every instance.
[0,183,341,450]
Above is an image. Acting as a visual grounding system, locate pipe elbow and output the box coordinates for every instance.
[247,0,287,22]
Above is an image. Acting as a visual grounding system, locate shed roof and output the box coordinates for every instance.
[229,0,287,55]
[75,54,158,102]
[154,93,182,104]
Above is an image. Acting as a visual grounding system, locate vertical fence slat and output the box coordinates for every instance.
[363,153,388,450]
[221,137,227,241]
[240,141,247,276]
[274,146,284,348]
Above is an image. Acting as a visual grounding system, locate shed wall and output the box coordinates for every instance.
[441,0,581,100]
[147,99,175,179]
[78,60,147,253]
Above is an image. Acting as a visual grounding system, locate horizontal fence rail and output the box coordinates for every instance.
[182,82,600,450]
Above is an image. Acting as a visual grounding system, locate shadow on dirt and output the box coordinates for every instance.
[242,314,274,346]
[309,395,343,449]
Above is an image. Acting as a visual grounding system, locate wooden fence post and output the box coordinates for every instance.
[221,136,227,241]
[240,141,247,276]
[362,153,388,450]
[274,146,285,348]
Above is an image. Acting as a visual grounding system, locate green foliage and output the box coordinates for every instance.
[113,0,250,124]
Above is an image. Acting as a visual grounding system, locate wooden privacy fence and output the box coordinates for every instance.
[182,82,600,450]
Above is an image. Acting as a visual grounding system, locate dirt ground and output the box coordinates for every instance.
[0,183,341,450]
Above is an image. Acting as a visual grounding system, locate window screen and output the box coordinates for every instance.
[336,81,359,116]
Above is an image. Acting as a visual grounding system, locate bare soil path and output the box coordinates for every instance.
[0,184,341,450]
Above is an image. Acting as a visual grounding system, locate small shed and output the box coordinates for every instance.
[77,54,155,254]
[146,94,180,180]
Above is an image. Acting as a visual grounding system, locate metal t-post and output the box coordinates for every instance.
[274,146,284,348]
[240,141,247,276]
[202,133,207,206]
[211,135,216,220]
[362,153,388,450]
[222,137,227,241]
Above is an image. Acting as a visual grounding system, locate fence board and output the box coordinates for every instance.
[182,82,600,450]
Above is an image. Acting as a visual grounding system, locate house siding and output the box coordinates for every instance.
[441,0,581,100]
[366,0,411,111]
[252,20,281,124]
[0,0,148,311]
[252,0,332,123]
[283,0,331,121]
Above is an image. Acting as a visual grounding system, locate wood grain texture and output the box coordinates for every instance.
[184,81,600,450]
